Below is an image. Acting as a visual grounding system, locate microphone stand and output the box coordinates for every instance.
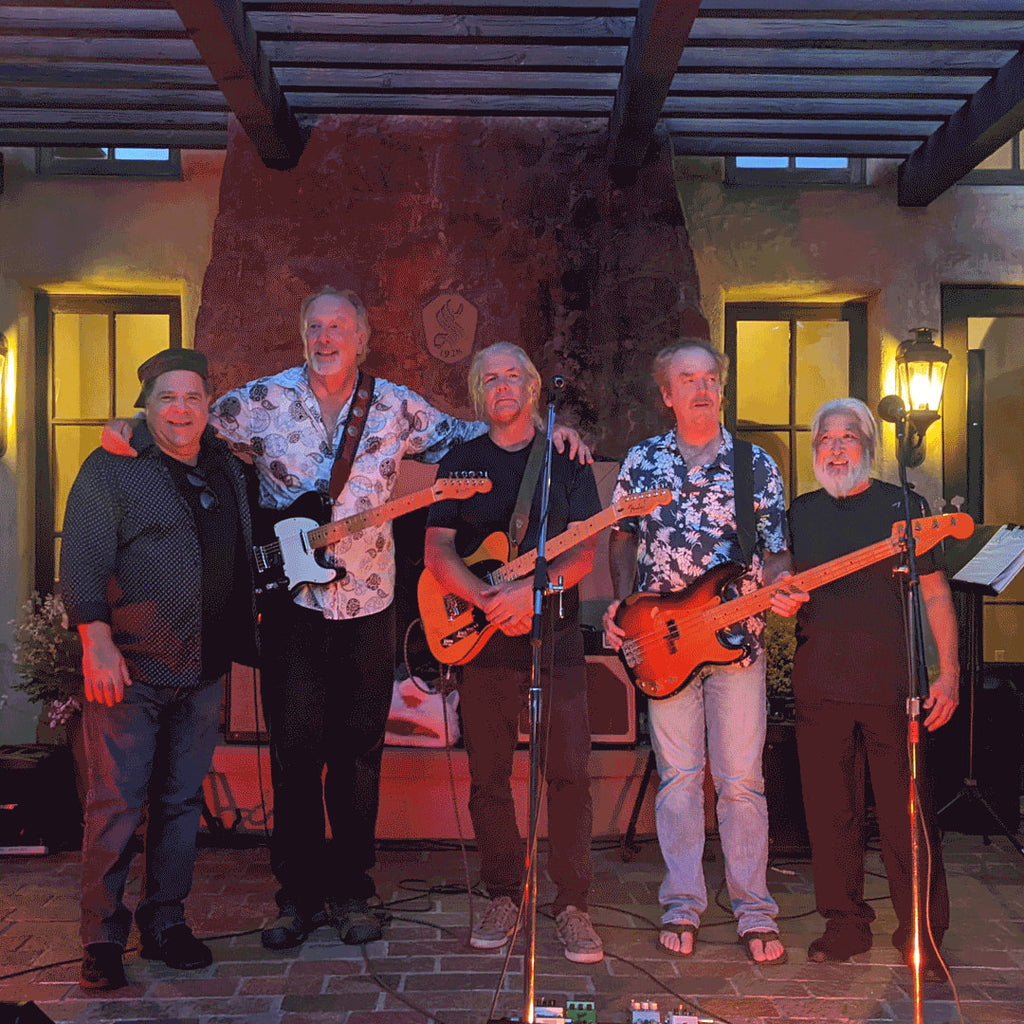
[522,383,563,1024]
[891,410,930,1024]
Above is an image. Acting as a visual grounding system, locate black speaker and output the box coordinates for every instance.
[932,665,1023,835]
[0,745,82,852]
[763,721,810,855]
[0,1002,57,1023]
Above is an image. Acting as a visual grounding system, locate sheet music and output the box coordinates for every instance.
[953,524,1024,593]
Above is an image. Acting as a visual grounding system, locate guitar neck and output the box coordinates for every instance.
[306,487,438,549]
[488,504,625,585]
[705,534,902,630]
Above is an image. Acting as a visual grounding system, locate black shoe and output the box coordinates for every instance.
[80,942,127,991]
[808,922,873,963]
[140,923,213,970]
[329,898,383,945]
[261,908,325,951]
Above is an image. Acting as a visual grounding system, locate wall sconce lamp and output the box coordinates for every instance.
[0,333,8,458]
[881,327,951,468]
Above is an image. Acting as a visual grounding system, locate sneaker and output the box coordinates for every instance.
[329,897,384,945]
[139,923,213,970]
[80,942,127,991]
[554,905,604,964]
[261,907,325,950]
[470,895,520,950]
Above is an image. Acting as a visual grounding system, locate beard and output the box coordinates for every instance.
[815,454,871,498]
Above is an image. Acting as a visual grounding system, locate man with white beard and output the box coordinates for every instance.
[772,398,958,984]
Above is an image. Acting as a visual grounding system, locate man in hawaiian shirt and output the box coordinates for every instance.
[602,339,791,965]
[104,286,587,951]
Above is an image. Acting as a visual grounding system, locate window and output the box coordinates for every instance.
[37,147,181,179]
[725,156,866,187]
[959,130,1024,185]
[724,302,868,500]
[34,294,183,591]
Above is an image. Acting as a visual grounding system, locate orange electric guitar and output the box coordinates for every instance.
[418,489,672,665]
[615,512,974,699]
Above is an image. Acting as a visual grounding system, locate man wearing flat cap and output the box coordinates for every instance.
[61,348,258,992]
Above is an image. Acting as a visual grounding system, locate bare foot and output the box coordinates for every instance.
[745,934,787,964]
[659,927,696,956]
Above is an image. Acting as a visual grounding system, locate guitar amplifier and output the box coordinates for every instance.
[225,663,267,743]
[518,654,636,746]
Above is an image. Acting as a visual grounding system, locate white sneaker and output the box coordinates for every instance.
[470,896,519,949]
[555,905,604,963]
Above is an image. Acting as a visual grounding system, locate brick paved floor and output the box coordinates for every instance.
[2,829,1023,1024]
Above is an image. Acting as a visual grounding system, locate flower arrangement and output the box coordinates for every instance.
[10,592,84,727]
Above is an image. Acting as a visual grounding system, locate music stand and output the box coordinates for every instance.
[940,524,1024,862]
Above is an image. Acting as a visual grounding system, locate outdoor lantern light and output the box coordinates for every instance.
[894,327,951,467]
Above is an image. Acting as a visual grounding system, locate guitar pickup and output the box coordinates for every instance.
[441,623,481,648]
[253,545,271,573]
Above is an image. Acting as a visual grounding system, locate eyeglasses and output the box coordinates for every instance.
[186,470,219,511]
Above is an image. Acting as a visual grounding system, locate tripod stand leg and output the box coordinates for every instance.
[620,749,656,862]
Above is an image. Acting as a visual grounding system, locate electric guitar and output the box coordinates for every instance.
[418,489,673,665]
[615,512,974,700]
[253,474,492,593]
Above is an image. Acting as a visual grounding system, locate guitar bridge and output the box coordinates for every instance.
[621,639,640,668]
[443,593,468,620]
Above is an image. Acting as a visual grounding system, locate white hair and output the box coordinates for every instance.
[811,398,877,463]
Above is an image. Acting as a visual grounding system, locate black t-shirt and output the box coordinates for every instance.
[426,433,602,667]
[788,478,939,705]
[161,448,246,681]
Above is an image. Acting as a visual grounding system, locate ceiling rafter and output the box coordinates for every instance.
[0,1,1021,203]
[167,0,305,167]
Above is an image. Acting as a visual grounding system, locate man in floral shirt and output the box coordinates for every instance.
[602,339,792,965]
[109,286,587,951]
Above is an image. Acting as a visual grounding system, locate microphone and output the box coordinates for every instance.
[877,395,907,423]
[547,375,566,405]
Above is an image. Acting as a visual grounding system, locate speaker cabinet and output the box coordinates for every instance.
[519,654,637,746]
[763,721,810,855]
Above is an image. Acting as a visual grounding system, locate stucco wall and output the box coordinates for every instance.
[0,148,224,743]
[674,156,1024,511]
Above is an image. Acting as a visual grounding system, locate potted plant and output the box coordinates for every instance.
[10,591,84,732]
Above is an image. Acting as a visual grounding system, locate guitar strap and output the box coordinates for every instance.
[328,371,376,501]
[508,432,547,559]
[733,437,756,566]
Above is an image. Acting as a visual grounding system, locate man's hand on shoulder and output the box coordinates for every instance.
[101,417,138,458]
[552,424,593,465]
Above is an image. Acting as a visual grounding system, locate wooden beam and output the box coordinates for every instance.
[898,49,1024,206]
[608,0,702,185]
[168,0,306,168]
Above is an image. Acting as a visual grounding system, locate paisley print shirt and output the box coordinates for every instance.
[211,365,486,621]
[610,427,788,656]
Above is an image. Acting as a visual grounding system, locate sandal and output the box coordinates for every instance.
[659,922,698,957]
[740,929,788,966]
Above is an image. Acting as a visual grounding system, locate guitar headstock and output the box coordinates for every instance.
[433,473,493,500]
[892,512,975,555]
[613,488,673,519]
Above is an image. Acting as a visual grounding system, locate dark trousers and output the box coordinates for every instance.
[795,699,950,949]
[260,600,395,913]
[79,678,221,947]
[459,657,593,914]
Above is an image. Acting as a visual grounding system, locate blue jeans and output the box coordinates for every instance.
[79,678,221,948]
[648,658,778,936]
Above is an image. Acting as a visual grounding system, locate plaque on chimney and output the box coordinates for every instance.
[423,293,476,363]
